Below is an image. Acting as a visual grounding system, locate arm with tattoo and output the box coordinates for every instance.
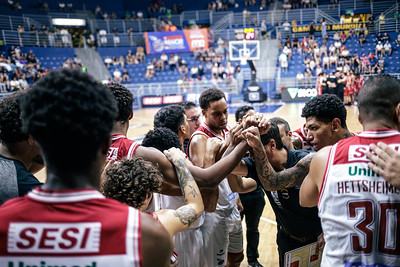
[244,126,315,191]
[253,144,315,190]
[157,148,204,236]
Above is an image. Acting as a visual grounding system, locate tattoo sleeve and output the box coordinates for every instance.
[252,145,315,191]
[172,158,199,201]
[173,206,198,226]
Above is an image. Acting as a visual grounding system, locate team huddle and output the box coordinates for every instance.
[0,69,399,267]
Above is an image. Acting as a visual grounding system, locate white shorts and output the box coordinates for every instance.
[173,226,207,267]
[201,207,243,266]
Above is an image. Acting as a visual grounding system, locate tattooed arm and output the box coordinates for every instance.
[155,147,204,237]
[244,126,315,191]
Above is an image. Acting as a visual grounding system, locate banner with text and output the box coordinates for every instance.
[145,29,212,54]
[292,22,368,33]
[281,87,317,102]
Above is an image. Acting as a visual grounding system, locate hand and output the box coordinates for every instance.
[206,137,223,157]
[316,233,325,254]
[236,197,244,213]
[242,126,262,148]
[367,142,400,188]
[229,123,244,147]
[163,147,187,164]
[242,113,270,135]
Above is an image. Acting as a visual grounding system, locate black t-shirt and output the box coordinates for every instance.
[244,147,322,239]
[0,154,43,204]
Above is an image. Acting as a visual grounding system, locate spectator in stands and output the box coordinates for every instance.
[160,53,168,67]
[374,32,383,43]
[145,63,155,78]
[296,71,304,86]
[190,65,198,78]
[282,20,291,34]
[340,31,347,44]
[0,73,10,92]
[352,53,361,74]
[18,74,29,90]
[119,56,125,68]
[122,69,130,83]
[396,32,400,46]
[309,21,316,37]
[383,40,392,57]
[283,46,292,60]
[113,68,122,83]
[358,33,366,48]
[379,12,385,27]
[136,46,145,63]
[59,2,66,12]
[112,56,119,67]
[375,41,384,58]
[10,76,20,91]
[279,52,288,72]
[67,2,73,11]
[179,60,188,77]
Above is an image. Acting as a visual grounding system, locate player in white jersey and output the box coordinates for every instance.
[188,88,245,267]
[300,74,400,266]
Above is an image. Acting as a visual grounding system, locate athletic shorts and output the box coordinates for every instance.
[201,207,243,266]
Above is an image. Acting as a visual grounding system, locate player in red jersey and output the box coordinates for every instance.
[354,73,364,103]
[300,74,400,266]
[106,83,250,210]
[0,69,172,266]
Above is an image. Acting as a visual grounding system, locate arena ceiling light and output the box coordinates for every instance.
[52,18,86,27]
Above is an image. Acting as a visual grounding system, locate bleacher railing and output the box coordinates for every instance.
[124,77,243,101]
[1,29,72,47]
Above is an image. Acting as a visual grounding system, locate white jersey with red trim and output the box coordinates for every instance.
[318,129,400,267]
[0,188,142,267]
[107,134,140,160]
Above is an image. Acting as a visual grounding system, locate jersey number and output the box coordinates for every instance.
[348,200,399,255]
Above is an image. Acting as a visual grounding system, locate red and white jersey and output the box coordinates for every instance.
[107,134,140,160]
[0,188,142,267]
[292,125,314,151]
[318,129,400,267]
[187,123,238,212]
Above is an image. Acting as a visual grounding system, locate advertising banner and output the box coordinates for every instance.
[145,29,212,54]
[291,22,367,33]
[281,87,317,102]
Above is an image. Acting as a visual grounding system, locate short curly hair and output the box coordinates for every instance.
[199,88,226,110]
[0,91,28,143]
[106,82,134,122]
[21,69,118,171]
[358,74,400,124]
[142,127,181,151]
[154,105,185,134]
[235,105,254,122]
[102,158,162,209]
[301,94,347,129]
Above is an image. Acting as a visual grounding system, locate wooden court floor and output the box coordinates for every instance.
[36,102,363,267]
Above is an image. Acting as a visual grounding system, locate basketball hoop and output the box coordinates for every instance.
[240,55,248,65]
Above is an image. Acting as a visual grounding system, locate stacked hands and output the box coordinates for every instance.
[206,112,271,158]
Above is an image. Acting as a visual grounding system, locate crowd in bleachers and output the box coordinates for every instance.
[279,30,400,81]
[104,37,241,88]
[0,46,84,92]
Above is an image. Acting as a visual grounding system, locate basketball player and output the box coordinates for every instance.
[0,69,173,266]
[188,88,251,267]
[142,127,181,151]
[103,147,203,238]
[301,94,353,151]
[153,108,208,267]
[300,74,400,266]
[0,91,43,205]
[153,105,190,151]
[178,101,202,153]
[106,82,250,205]
[367,142,400,189]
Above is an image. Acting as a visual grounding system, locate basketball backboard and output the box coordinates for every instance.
[229,40,260,64]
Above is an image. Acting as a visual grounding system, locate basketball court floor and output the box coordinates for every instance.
[36,102,363,267]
